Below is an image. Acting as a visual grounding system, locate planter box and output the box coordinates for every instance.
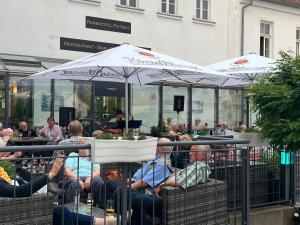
[237,132,268,147]
[89,137,158,163]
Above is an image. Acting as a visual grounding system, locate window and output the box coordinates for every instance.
[120,0,136,7]
[297,28,300,56]
[161,0,176,15]
[196,0,209,20]
[260,22,272,58]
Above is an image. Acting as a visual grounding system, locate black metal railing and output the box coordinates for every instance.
[0,138,294,225]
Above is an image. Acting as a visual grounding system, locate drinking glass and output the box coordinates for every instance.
[26,160,32,170]
[39,156,45,173]
[106,199,115,216]
[32,158,39,173]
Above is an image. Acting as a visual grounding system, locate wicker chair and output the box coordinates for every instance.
[209,162,268,210]
[160,179,227,225]
[0,194,55,225]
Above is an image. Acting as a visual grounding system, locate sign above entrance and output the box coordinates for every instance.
[95,82,125,97]
[86,16,131,34]
[60,37,151,53]
[60,37,119,53]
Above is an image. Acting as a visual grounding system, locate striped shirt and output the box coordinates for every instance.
[53,136,83,156]
[170,161,211,189]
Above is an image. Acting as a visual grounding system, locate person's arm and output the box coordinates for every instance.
[0,175,49,197]
[0,158,63,197]
[92,168,100,177]
[64,152,77,179]
[38,127,46,137]
[131,179,147,189]
[53,126,63,144]
[64,167,77,180]
[0,151,22,160]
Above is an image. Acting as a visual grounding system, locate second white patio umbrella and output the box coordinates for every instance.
[28,43,231,133]
[205,53,277,87]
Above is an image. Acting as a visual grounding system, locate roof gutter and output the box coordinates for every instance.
[241,0,253,55]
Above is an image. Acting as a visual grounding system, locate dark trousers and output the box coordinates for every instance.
[107,181,163,225]
[130,191,163,225]
[60,176,104,204]
[53,206,93,225]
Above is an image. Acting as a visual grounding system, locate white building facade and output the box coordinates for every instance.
[0,0,299,133]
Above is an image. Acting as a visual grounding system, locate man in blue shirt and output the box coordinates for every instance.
[130,137,173,190]
[59,120,103,204]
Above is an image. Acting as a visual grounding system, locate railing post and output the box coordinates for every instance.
[121,163,128,225]
[241,147,250,225]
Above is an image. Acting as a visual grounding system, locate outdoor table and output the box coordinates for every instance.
[8,137,50,157]
[9,137,49,145]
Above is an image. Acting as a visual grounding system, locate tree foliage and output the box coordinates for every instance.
[247,52,300,151]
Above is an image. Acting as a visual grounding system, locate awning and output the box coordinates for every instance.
[0,53,69,75]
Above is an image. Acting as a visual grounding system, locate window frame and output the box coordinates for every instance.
[296,27,300,56]
[196,0,210,20]
[259,21,273,58]
[161,0,177,15]
[120,0,137,8]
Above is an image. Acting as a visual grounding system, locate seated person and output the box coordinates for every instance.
[0,157,109,225]
[0,128,22,159]
[97,138,173,208]
[192,118,202,132]
[133,144,211,225]
[170,134,192,169]
[18,121,37,137]
[239,124,247,133]
[177,123,186,135]
[57,120,86,156]
[105,109,124,135]
[38,116,63,145]
[60,144,103,204]
[130,138,173,190]
[164,117,173,132]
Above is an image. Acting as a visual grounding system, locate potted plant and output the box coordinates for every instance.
[88,133,158,163]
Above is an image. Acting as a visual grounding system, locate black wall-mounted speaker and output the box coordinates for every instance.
[59,107,75,127]
[173,96,185,113]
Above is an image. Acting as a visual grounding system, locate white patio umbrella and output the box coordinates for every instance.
[205,53,277,87]
[28,43,231,133]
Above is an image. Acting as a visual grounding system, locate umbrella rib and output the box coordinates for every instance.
[163,70,182,81]
[219,77,230,87]
[136,73,142,86]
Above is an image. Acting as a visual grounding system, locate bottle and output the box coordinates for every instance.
[74,192,80,206]
[193,130,198,137]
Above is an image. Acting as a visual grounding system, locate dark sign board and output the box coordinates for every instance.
[95,81,125,97]
[60,37,151,53]
[60,37,119,53]
[86,16,131,34]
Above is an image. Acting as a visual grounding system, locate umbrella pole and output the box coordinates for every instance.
[125,76,129,135]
